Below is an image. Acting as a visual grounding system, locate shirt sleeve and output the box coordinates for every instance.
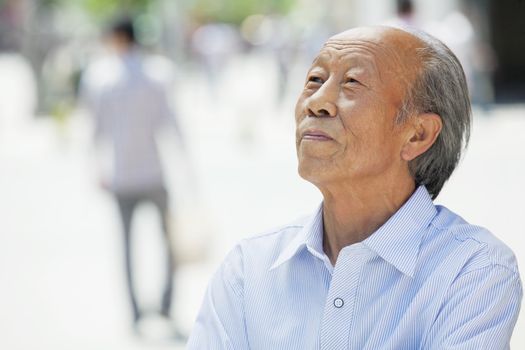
[153,85,186,148]
[154,85,176,127]
[423,264,523,349]
[186,244,249,350]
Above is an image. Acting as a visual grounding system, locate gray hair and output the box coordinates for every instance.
[396,28,472,199]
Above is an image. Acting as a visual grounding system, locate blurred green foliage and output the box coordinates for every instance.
[34,0,154,21]
[7,0,296,24]
[189,0,296,24]
[81,0,151,19]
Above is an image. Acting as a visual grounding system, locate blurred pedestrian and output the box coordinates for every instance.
[384,0,418,29]
[80,17,182,337]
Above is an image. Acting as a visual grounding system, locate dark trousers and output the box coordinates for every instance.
[115,186,175,322]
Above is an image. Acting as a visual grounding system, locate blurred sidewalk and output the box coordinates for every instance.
[1,53,524,349]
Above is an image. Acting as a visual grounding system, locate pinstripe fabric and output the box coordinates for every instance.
[187,186,522,349]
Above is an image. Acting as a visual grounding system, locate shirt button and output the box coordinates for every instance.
[333,298,344,308]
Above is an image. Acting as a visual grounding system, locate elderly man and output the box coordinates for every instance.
[187,26,522,349]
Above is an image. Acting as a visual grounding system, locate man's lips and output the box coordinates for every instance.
[302,129,334,141]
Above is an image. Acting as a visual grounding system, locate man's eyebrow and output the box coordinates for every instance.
[311,42,401,86]
[341,53,380,79]
[323,42,394,82]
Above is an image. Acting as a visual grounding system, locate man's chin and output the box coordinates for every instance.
[297,160,333,186]
[297,142,338,160]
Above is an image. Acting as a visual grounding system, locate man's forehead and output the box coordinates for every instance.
[312,26,422,79]
[327,26,418,47]
[311,48,379,76]
[314,45,377,64]
[322,26,421,61]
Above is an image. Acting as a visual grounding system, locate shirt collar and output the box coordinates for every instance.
[269,186,436,277]
[362,186,436,277]
[269,203,325,271]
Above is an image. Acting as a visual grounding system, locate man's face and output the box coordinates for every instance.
[295,27,420,187]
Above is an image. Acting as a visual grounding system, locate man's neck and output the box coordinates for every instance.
[320,177,416,266]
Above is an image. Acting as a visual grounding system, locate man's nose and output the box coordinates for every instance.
[305,81,338,118]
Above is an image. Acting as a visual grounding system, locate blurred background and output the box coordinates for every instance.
[0,0,524,349]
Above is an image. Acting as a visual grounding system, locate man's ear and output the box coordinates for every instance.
[401,113,442,161]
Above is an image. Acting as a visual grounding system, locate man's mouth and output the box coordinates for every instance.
[302,130,334,141]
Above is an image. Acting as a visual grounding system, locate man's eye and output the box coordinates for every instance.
[307,76,323,84]
[346,78,360,84]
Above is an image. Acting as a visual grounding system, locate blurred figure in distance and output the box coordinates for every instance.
[80,17,183,339]
[384,0,418,29]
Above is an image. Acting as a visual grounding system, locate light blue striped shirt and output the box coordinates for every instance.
[187,186,522,349]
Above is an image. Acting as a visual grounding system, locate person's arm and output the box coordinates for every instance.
[155,83,185,147]
[187,245,250,349]
[78,70,113,190]
[423,265,522,349]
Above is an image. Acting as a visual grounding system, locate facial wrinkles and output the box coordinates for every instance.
[324,38,410,106]
[300,37,407,144]
[325,37,406,69]
[322,43,402,151]
[315,43,385,140]
[323,39,384,81]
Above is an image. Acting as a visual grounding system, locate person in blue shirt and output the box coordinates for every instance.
[187,26,522,349]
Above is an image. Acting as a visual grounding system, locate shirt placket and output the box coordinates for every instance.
[319,244,370,350]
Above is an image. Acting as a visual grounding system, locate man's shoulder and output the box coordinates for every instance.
[246,215,308,241]
[241,215,307,247]
[234,215,309,266]
[430,205,519,274]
